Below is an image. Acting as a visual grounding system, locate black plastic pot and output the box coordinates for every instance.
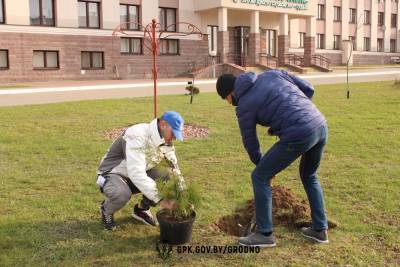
[156,210,196,245]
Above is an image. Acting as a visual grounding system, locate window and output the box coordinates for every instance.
[160,39,179,55]
[364,37,370,51]
[81,51,104,69]
[0,49,8,69]
[207,25,218,54]
[33,50,59,69]
[333,35,341,50]
[364,10,371,24]
[78,1,100,28]
[317,4,325,20]
[299,32,306,48]
[120,4,139,30]
[391,14,397,28]
[266,29,276,56]
[378,12,384,26]
[349,8,357,23]
[377,38,384,52]
[390,39,396,52]
[0,0,5,24]
[349,36,356,49]
[334,6,341,21]
[120,38,142,54]
[159,8,176,32]
[29,0,55,26]
[317,34,325,49]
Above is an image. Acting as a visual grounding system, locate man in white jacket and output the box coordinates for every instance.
[96,111,185,230]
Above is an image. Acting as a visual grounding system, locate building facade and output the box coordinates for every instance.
[0,0,400,82]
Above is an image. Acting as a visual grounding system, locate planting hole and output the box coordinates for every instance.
[215,186,338,237]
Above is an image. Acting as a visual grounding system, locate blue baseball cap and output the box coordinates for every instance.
[161,111,184,141]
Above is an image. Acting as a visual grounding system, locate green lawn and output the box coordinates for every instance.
[0,81,399,266]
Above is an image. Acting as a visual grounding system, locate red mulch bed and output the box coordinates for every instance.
[105,124,209,140]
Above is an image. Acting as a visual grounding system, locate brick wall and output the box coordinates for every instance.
[227,27,236,64]
[304,36,315,66]
[317,52,342,65]
[217,31,230,63]
[191,63,245,79]
[352,53,394,65]
[317,52,394,65]
[278,35,289,66]
[260,29,266,54]
[289,50,395,66]
[248,33,260,65]
[0,32,208,82]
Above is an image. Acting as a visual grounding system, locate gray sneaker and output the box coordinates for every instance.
[301,227,329,243]
[238,232,276,248]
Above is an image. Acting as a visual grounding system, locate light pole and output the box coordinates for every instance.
[346,13,364,99]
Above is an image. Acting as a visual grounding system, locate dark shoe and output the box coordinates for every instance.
[100,201,115,230]
[301,227,329,243]
[238,232,276,248]
[132,204,157,226]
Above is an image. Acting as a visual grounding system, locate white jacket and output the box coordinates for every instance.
[98,119,179,204]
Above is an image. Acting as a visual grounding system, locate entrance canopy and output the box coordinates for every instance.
[194,0,318,69]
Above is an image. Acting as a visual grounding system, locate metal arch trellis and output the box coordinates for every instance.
[112,19,203,118]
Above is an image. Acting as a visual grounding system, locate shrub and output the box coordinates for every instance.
[157,174,200,219]
[185,85,200,95]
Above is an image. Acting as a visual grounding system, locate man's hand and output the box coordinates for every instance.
[159,199,177,210]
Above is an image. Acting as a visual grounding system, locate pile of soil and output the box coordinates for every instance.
[157,210,196,223]
[104,124,209,140]
[215,186,337,236]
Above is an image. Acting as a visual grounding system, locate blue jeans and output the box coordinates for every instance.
[252,124,328,233]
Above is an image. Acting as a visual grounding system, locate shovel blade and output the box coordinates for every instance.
[241,213,257,237]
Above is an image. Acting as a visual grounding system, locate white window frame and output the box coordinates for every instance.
[207,25,218,55]
[364,37,370,51]
[317,34,325,49]
[0,49,9,69]
[317,4,325,20]
[333,35,341,50]
[334,6,341,21]
[299,32,306,48]
[349,8,357,23]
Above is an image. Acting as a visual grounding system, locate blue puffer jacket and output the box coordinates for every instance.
[234,70,327,165]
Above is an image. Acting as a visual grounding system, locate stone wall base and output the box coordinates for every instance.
[0,32,208,82]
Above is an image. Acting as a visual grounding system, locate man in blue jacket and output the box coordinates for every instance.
[216,70,329,247]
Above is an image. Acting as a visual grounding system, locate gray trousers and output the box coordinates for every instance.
[101,166,171,215]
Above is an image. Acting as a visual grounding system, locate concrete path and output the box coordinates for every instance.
[1,68,400,107]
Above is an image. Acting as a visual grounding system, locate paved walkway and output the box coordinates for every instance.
[1,68,400,106]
